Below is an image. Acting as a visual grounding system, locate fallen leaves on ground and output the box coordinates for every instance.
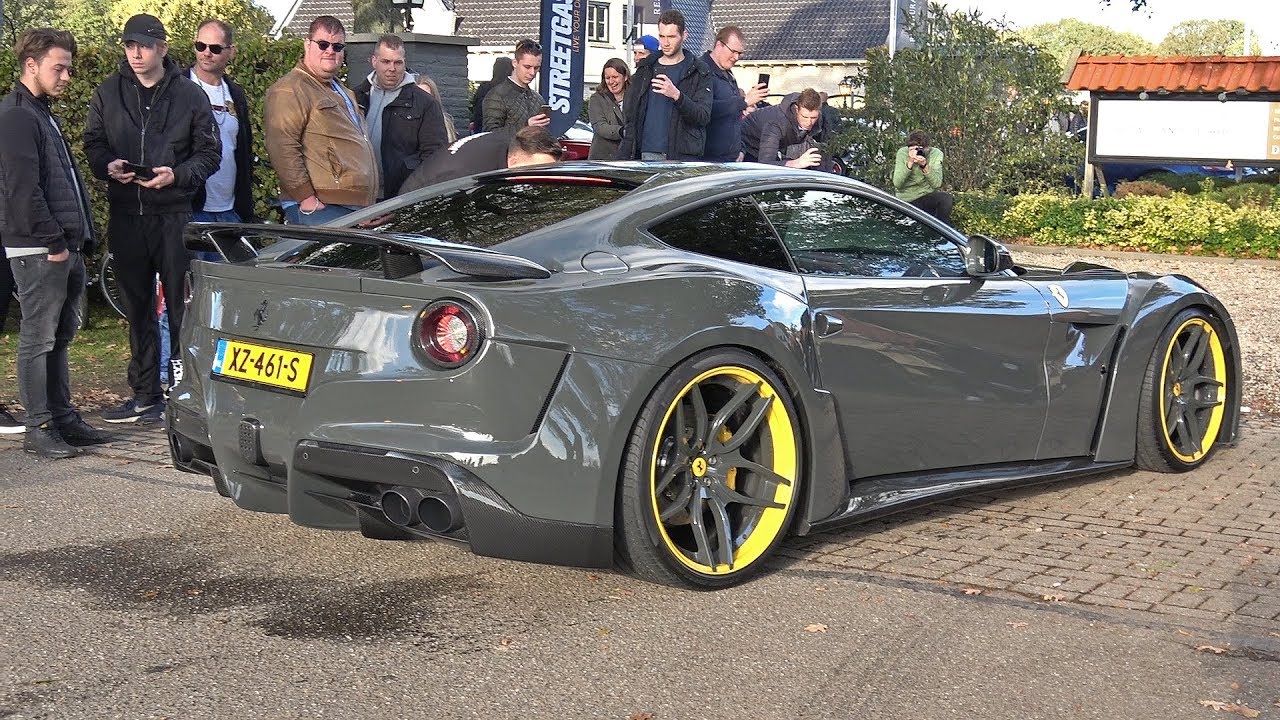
[1196,645,1229,655]
[962,588,983,596]
[1199,700,1262,718]
[629,713,655,720]
[1042,593,1065,602]
[803,623,828,633]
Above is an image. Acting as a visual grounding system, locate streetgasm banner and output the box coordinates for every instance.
[539,0,587,137]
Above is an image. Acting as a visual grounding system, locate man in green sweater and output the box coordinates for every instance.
[892,130,953,224]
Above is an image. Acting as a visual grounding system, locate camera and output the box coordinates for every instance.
[912,146,928,160]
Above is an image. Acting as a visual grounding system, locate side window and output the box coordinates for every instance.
[755,190,965,278]
[649,196,792,272]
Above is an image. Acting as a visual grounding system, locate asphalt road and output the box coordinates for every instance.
[2,449,1278,720]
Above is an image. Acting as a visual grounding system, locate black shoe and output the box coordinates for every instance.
[23,423,81,459]
[56,413,113,446]
[101,398,161,424]
[136,401,166,425]
[0,405,24,435]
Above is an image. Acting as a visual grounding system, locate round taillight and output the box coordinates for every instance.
[418,301,482,368]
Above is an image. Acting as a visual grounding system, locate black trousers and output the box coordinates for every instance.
[910,190,955,225]
[108,212,191,405]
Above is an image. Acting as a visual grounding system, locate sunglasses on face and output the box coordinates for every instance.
[193,41,231,54]
[310,39,346,53]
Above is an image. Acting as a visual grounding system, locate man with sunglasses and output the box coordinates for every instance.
[84,13,221,425]
[482,39,550,132]
[264,15,378,225]
[189,19,256,227]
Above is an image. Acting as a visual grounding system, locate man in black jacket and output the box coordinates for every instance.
[0,28,110,457]
[354,34,449,199]
[617,10,712,161]
[741,88,827,170]
[84,14,221,424]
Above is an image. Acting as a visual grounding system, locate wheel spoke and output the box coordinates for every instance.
[725,453,793,488]
[687,490,715,566]
[708,496,736,569]
[1166,343,1187,381]
[1189,396,1224,411]
[1181,407,1204,455]
[715,483,784,510]
[718,394,773,455]
[1183,325,1210,374]
[659,481,693,521]
[1164,396,1181,435]
[655,461,686,495]
[689,384,709,448]
[708,381,761,449]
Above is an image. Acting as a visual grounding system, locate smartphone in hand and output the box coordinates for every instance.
[124,162,157,181]
[757,73,770,88]
[539,104,553,118]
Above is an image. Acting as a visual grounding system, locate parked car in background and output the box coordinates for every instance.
[559,121,594,160]
[1073,128,1255,193]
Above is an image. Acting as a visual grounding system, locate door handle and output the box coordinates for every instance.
[815,312,843,338]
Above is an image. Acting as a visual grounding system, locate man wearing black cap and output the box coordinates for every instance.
[84,14,221,424]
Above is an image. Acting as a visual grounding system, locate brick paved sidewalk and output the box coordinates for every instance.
[4,417,1277,631]
[780,422,1280,632]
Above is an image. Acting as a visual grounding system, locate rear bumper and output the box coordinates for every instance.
[166,409,613,568]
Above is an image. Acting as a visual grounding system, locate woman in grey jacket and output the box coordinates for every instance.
[587,58,628,160]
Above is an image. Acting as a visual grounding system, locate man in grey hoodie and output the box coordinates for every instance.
[353,34,449,199]
[741,88,827,170]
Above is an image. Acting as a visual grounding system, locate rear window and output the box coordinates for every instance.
[365,180,627,247]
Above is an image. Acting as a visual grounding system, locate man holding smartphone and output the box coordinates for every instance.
[617,9,712,161]
[700,25,766,162]
[84,13,221,424]
[483,39,550,132]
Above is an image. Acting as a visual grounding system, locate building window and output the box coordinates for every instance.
[588,3,609,42]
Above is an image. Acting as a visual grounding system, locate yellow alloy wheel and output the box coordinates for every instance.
[647,365,798,576]
[1157,316,1227,463]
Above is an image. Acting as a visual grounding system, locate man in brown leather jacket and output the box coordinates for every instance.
[264,15,378,224]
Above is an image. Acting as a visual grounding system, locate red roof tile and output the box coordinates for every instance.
[1065,55,1280,93]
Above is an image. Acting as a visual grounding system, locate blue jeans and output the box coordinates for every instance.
[192,209,241,262]
[284,203,360,226]
[160,208,240,383]
[11,252,86,428]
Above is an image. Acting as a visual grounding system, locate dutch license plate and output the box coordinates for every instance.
[212,339,314,394]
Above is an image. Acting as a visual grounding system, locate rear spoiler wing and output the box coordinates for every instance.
[183,223,552,281]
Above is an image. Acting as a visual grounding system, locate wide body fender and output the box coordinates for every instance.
[1093,274,1242,463]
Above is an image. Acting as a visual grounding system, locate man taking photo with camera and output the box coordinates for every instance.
[893,129,954,224]
[740,87,827,170]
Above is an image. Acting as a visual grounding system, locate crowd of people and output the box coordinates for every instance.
[0,10,955,459]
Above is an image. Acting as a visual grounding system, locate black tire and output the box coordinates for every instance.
[616,349,803,589]
[1135,308,1233,472]
[99,252,126,319]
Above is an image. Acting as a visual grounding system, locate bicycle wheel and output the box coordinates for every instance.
[100,252,126,318]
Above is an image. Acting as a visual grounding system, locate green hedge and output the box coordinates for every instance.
[955,189,1280,259]
[0,37,305,258]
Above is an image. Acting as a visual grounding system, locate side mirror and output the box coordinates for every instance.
[965,234,1014,276]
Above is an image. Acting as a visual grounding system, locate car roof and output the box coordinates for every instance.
[484,160,878,195]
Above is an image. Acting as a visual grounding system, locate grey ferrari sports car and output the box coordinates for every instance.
[168,163,1241,588]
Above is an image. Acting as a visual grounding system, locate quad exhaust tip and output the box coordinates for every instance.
[380,487,463,534]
